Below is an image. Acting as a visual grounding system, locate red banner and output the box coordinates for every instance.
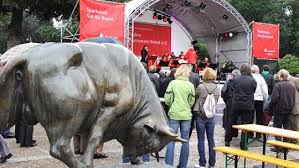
[252,22,280,59]
[133,23,171,57]
[80,0,125,42]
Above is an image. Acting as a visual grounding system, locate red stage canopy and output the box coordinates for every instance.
[252,22,280,59]
[80,0,125,42]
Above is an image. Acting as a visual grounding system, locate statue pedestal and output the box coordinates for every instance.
[98,162,172,168]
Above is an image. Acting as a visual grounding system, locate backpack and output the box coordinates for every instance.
[201,84,217,119]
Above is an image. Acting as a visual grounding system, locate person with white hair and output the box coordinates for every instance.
[251,65,269,137]
[270,69,296,150]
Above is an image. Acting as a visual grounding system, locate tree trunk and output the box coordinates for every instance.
[7,7,23,49]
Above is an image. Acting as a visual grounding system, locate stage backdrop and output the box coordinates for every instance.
[252,22,280,59]
[80,0,125,42]
[133,22,171,56]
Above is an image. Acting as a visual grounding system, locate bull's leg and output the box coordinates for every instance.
[81,87,133,167]
[46,126,86,168]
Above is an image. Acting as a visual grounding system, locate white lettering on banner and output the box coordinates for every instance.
[133,33,141,38]
[86,7,115,22]
[134,39,168,46]
[256,29,274,39]
[264,48,275,56]
[87,7,108,15]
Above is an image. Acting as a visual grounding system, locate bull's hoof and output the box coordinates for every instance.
[130,159,144,165]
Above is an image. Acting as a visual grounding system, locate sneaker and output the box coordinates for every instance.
[194,165,205,168]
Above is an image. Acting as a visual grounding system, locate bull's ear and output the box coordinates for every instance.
[0,57,27,85]
[68,53,83,67]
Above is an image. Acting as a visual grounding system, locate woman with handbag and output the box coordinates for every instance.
[193,68,220,168]
[164,64,195,168]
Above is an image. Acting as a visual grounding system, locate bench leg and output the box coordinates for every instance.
[225,154,228,168]
[283,149,287,160]
[262,133,267,168]
[234,155,238,168]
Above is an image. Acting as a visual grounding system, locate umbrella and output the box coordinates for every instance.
[83,37,123,45]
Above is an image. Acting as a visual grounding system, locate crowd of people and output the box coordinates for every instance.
[142,60,298,168]
[140,45,210,73]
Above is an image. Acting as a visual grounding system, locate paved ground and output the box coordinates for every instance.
[1,100,299,167]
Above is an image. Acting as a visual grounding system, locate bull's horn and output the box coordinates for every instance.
[158,128,178,138]
[175,137,188,143]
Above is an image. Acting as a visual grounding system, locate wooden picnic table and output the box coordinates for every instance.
[232,124,299,168]
[233,124,299,140]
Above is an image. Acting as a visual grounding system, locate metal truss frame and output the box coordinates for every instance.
[60,0,80,43]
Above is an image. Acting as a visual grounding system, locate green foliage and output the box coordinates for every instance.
[194,41,210,60]
[229,0,299,57]
[0,13,11,27]
[37,21,60,42]
[278,54,299,75]
[37,17,79,42]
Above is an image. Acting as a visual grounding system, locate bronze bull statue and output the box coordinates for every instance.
[0,42,185,168]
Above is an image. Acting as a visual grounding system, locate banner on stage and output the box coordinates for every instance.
[133,22,171,56]
[252,22,280,59]
[80,0,125,42]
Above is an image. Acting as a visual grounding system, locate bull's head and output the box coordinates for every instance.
[0,43,40,132]
[121,63,186,162]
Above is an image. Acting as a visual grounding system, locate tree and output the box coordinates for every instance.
[0,0,78,49]
[278,54,299,75]
[229,0,299,57]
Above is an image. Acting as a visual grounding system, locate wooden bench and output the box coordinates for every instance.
[267,140,299,160]
[214,146,299,168]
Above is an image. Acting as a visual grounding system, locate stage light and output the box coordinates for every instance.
[223,14,228,20]
[163,4,172,12]
[199,2,206,9]
[185,0,191,6]
[219,32,237,40]
[157,15,162,20]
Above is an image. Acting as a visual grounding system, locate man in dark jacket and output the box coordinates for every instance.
[188,68,201,138]
[261,65,274,95]
[270,69,295,142]
[159,68,176,97]
[222,70,241,146]
[140,45,149,63]
[229,64,257,149]
[148,65,160,93]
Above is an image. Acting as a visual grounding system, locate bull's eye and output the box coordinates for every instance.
[69,53,83,67]
[144,125,155,133]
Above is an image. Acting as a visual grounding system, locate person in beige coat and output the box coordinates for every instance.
[290,76,299,131]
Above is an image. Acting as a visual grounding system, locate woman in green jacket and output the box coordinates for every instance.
[164,64,195,168]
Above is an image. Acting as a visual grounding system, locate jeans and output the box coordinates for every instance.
[165,119,191,168]
[122,154,150,163]
[196,116,216,167]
